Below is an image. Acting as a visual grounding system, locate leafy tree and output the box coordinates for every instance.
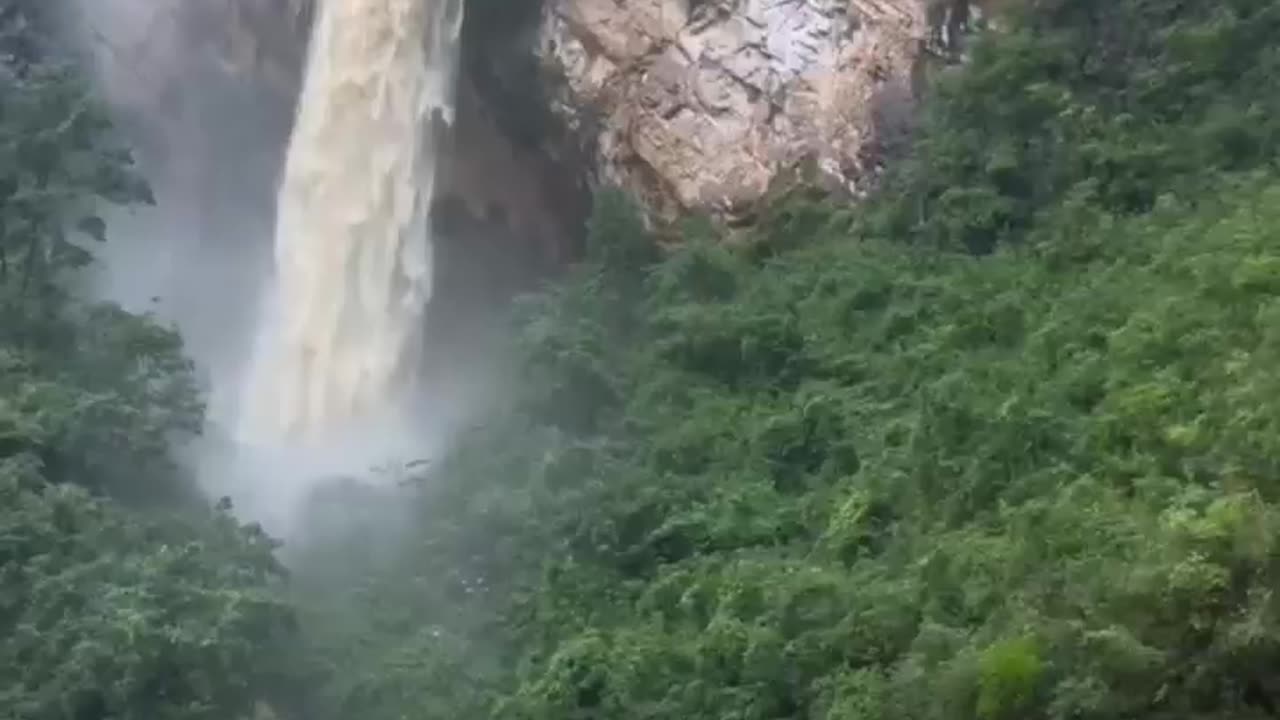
[872,0,1280,253]
[0,3,152,296]
[0,2,196,504]
[0,471,302,720]
[0,8,307,720]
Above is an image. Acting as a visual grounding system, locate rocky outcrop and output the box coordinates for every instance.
[538,0,927,219]
[71,0,936,257]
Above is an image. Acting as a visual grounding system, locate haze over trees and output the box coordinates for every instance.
[0,6,304,718]
[7,1,1280,719]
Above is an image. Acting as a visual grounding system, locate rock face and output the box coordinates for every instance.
[539,0,927,218]
[69,0,933,261]
[66,0,307,217]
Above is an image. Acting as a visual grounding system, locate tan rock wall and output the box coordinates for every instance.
[539,0,927,218]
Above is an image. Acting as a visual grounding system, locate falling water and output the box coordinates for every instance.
[238,0,463,444]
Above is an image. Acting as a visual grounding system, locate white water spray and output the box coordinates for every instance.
[238,0,463,445]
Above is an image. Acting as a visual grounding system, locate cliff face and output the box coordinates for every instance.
[66,0,307,223]
[68,0,583,274]
[537,0,927,219]
[71,0,936,257]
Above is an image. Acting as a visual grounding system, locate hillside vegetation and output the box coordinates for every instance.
[299,1,1280,718]
[8,0,1280,719]
[0,7,306,719]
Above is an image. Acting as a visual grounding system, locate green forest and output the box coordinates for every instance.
[9,0,1280,718]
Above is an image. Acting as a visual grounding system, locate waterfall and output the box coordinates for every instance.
[237,0,464,444]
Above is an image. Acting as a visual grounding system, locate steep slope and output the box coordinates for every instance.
[288,2,1280,719]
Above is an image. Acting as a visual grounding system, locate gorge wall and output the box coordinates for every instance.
[537,0,929,220]
[72,0,947,265]
[64,0,598,398]
[60,0,950,532]
[69,0,583,288]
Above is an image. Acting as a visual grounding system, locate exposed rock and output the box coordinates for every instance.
[438,79,586,274]
[538,0,928,218]
[69,0,934,255]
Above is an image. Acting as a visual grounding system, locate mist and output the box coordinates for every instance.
[55,0,498,540]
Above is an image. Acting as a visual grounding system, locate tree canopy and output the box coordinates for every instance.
[12,1,1280,719]
[291,2,1280,719]
[0,6,304,719]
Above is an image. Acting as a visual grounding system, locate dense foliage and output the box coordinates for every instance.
[0,6,303,719]
[295,1,1280,719]
[1,481,299,720]
[875,0,1280,253]
[15,0,1280,719]
[312,180,1280,720]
